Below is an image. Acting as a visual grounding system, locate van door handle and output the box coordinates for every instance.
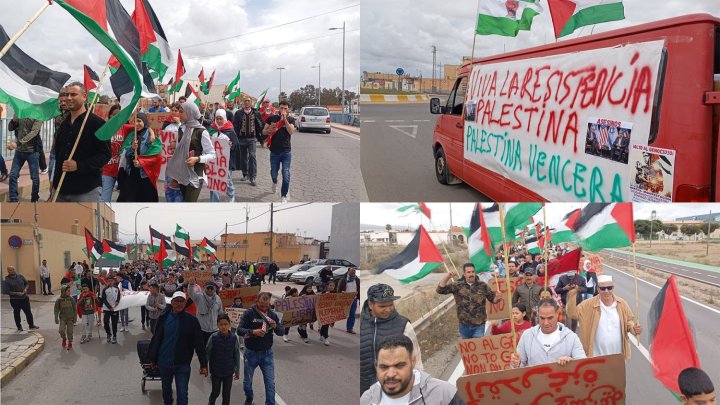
[455,123,463,128]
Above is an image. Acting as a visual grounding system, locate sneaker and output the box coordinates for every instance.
[107,336,112,343]
[62,339,67,348]
[244,399,254,405]
[142,324,146,331]
[67,342,73,350]
[79,336,86,344]
[40,169,48,175]
[48,292,54,295]
[16,327,23,332]
[111,336,117,344]
[324,338,330,346]
[282,336,289,342]
[347,330,356,334]
[29,325,39,330]
[250,178,256,186]
[319,336,325,343]
[303,338,309,343]
[272,182,277,193]
[280,196,287,204]
[240,176,248,182]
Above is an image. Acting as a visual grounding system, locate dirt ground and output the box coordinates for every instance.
[618,240,720,267]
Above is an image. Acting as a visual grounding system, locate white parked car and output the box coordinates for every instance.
[297,106,331,133]
[276,263,313,281]
[289,264,349,286]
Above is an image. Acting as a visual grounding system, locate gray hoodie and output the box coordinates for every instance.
[515,323,586,367]
[361,369,464,405]
[189,285,223,333]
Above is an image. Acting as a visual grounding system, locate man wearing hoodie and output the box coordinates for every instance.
[510,297,586,368]
[188,280,224,345]
[361,335,463,405]
[55,285,78,350]
[100,276,121,344]
[76,285,100,343]
[360,284,423,395]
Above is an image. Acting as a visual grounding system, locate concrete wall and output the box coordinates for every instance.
[330,203,360,266]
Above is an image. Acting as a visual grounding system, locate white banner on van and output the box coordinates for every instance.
[463,40,665,202]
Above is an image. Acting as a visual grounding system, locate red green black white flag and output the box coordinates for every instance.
[375,225,444,283]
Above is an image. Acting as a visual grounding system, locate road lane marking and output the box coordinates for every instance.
[389,125,418,138]
[362,120,376,123]
[412,119,430,122]
[332,128,360,141]
[385,119,406,122]
[708,275,718,279]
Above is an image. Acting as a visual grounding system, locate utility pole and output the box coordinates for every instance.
[225,222,228,262]
[431,45,437,93]
[270,203,274,263]
[275,67,285,101]
[708,210,712,256]
[244,204,249,262]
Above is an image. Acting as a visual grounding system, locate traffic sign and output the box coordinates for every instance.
[396,67,404,75]
[8,235,23,249]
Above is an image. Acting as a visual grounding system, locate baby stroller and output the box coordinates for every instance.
[137,339,162,393]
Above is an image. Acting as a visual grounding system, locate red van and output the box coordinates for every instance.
[431,14,720,202]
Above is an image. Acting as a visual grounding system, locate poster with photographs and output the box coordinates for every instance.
[629,144,675,202]
[584,117,634,164]
[465,100,476,122]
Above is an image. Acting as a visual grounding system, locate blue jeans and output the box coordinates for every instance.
[159,364,191,405]
[346,298,358,331]
[101,175,117,202]
[269,151,291,198]
[9,151,40,202]
[238,138,257,179]
[459,323,485,339]
[120,308,129,327]
[210,170,235,202]
[48,151,55,183]
[243,349,276,405]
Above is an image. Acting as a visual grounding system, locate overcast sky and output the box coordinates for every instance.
[2,0,359,100]
[360,203,720,231]
[361,0,720,75]
[110,203,336,244]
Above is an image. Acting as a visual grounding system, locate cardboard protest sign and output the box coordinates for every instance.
[273,295,318,327]
[206,137,231,192]
[315,292,357,326]
[457,354,626,404]
[589,254,603,275]
[487,277,523,321]
[218,286,260,308]
[457,334,514,375]
[158,128,177,181]
[463,40,665,202]
[225,307,246,329]
[186,270,214,286]
[147,112,173,131]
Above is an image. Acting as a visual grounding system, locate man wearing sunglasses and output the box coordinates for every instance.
[566,275,642,360]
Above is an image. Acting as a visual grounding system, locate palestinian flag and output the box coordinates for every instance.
[102,239,126,261]
[184,84,201,106]
[476,0,542,37]
[225,71,241,100]
[375,225,444,283]
[545,247,582,287]
[466,203,494,272]
[552,208,581,244]
[547,0,625,38]
[254,87,269,109]
[53,0,145,141]
[198,237,217,255]
[648,275,701,394]
[131,0,172,80]
[127,245,136,258]
[0,24,70,121]
[169,78,184,95]
[174,224,192,260]
[481,204,503,249]
[198,67,205,85]
[538,226,553,251]
[502,203,543,239]
[201,69,215,95]
[84,228,103,261]
[397,203,431,220]
[175,49,185,83]
[572,203,634,251]
[119,126,163,190]
[83,64,100,100]
[525,235,540,254]
[149,226,175,267]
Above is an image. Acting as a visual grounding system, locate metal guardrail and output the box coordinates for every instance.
[1,118,55,161]
[411,296,456,334]
[602,250,720,288]
[329,112,360,127]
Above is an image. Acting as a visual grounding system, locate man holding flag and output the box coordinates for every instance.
[263,100,295,203]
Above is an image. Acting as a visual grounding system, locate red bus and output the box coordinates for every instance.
[431,14,720,202]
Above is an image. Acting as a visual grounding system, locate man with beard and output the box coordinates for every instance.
[232,97,263,186]
[360,335,463,405]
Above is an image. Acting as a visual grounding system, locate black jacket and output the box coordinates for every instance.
[236,305,283,352]
[52,111,110,195]
[148,310,208,368]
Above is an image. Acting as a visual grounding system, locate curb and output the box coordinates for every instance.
[330,123,360,135]
[606,248,720,273]
[360,94,429,104]
[0,331,44,387]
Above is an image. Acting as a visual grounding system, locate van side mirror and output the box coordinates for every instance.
[430,98,442,114]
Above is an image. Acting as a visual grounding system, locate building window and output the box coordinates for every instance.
[64,251,71,268]
[264,238,271,246]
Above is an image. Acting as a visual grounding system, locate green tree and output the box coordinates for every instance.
[634,219,663,240]
[661,223,678,236]
[700,222,719,236]
[680,223,701,236]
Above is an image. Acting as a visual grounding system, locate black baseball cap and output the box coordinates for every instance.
[367,284,400,302]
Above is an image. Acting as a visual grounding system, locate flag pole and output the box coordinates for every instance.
[86,246,101,342]
[542,204,549,289]
[631,241,641,345]
[460,0,482,122]
[51,63,111,202]
[498,203,517,351]
[0,1,50,59]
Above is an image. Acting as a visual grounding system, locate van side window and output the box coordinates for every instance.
[446,77,467,115]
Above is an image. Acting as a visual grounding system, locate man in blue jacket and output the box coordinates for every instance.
[148,291,208,405]
[237,291,283,405]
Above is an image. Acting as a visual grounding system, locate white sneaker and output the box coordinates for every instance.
[280,196,287,204]
[319,336,325,343]
[303,338,309,343]
[283,336,289,342]
[324,337,330,346]
[272,182,277,194]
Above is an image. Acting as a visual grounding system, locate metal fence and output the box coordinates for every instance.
[0,118,55,161]
[328,112,360,127]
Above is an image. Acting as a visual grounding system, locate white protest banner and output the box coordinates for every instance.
[158,128,177,181]
[113,290,172,312]
[206,137,230,192]
[463,40,665,202]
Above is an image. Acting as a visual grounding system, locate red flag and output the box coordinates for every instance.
[418,202,431,220]
[547,0,577,38]
[157,237,167,269]
[136,154,162,191]
[545,248,582,280]
[131,0,157,54]
[648,275,701,394]
[611,202,636,243]
[175,49,185,83]
[83,64,99,92]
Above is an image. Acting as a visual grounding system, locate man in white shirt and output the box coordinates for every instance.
[566,275,642,360]
[39,259,53,295]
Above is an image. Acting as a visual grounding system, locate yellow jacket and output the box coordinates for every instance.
[566,290,638,360]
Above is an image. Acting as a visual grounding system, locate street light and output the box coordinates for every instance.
[275,67,285,101]
[311,63,321,106]
[329,22,345,117]
[650,210,657,248]
[134,206,150,260]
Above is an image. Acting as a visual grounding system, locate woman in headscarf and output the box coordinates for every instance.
[166,101,216,202]
[117,113,163,202]
[208,109,240,202]
[162,103,184,202]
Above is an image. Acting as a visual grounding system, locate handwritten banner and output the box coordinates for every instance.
[206,137,231,192]
[273,295,318,327]
[147,112,173,131]
[315,292,357,326]
[464,40,664,202]
[457,334,514,375]
[225,307,246,329]
[218,286,260,308]
[457,354,626,404]
[158,129,177,181]
[186,270,214,286]
[487,277,523,321]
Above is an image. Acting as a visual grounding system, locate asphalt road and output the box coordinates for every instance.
[603,249,720,287]
[1,295,359,405]
[361,104,489,202]
[444,262,720,404]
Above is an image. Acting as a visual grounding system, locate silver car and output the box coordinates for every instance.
[297,106,331,133]
[276,263,313,281]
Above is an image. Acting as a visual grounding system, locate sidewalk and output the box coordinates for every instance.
[0,153,51,202]
[0,326,44,386]
[607,248,720,272]
[330,122,360,135]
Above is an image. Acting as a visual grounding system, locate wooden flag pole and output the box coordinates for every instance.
[460,0,482,121]
[52,64,110,202]
[428,217,459,275]
[0,1,50,59]
[631,242,641,345]
[442,260,458,278]
[542,204,549,289]
[498,203,517,352]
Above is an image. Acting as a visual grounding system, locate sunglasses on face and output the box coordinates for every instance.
[599,286,614,291]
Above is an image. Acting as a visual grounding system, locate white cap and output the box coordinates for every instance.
[170,291,186,301]
[598,275,613,284]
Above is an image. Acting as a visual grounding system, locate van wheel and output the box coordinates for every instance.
[435,147,450,184]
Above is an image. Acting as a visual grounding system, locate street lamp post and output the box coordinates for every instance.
[275,67,285,101]
[134,206,150,260]
[650,210,657,248]
[329,22,345,118]
[311,64,321,105]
